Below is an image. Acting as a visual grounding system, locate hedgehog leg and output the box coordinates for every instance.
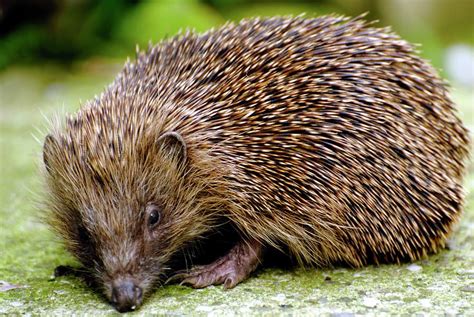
[180,239,263,289]
[53,265,95,287]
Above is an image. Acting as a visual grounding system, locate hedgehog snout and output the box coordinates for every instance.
[110,278,143,312]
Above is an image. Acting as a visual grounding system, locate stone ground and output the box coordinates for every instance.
[0,61,473,316]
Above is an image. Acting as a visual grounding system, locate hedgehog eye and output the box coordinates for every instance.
[146,205,161,228]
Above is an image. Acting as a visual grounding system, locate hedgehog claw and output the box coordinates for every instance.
[178,239,262,289]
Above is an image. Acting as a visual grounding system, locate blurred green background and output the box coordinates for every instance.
[1,0,473,85]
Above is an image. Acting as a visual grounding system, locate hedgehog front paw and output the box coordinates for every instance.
[53,265,96,287]
[179,239,263,289]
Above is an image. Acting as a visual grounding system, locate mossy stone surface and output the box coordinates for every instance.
[0,62,473,315]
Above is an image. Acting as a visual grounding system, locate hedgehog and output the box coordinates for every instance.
[41,15,470,312]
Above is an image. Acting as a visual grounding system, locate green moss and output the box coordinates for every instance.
[0,63,473,315]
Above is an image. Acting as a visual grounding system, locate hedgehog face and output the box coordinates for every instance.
[42,131,220,311]
[89,200,170,313]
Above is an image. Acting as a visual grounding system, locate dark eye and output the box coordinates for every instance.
[147,205,161,228]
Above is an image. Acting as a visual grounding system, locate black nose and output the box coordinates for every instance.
[111,279,143,312]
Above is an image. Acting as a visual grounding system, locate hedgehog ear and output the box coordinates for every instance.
[43,134,57,174]
[156,131,187,163]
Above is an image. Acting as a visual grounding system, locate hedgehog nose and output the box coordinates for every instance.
[111,279,143,312]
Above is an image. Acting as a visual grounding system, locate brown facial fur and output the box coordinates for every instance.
[42,15,470,309]
[43,119,233,300]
